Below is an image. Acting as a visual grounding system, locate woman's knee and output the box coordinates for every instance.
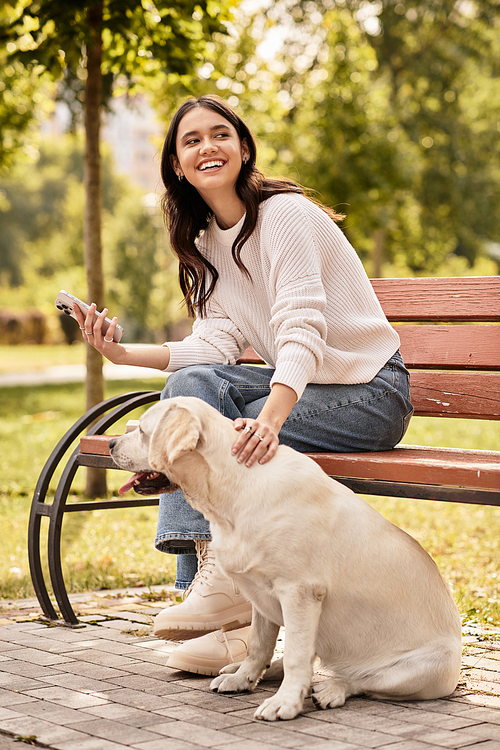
[161,365,219,401]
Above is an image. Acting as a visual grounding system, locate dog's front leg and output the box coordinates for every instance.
[254,583,324,721]
[210,609,279,694]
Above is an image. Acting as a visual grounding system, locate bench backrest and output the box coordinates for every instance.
[239,276,500,421]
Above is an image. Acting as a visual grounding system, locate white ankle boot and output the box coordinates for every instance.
[167,626,251,676]
[154,541,252,641]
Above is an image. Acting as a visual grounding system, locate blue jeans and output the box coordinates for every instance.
[155,352,413,588]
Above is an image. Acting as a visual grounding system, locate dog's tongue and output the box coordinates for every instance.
[118,472,147,495]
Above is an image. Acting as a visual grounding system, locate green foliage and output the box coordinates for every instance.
[0,0,232,132]
[166,0,500,274]
[0,135,186,338]
[0,376,499,622]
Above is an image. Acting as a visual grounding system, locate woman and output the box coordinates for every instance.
[75,95,413,675]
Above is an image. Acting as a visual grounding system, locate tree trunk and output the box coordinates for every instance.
[84,2,106,498]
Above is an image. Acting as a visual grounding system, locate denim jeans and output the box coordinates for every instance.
[155,351,413,588]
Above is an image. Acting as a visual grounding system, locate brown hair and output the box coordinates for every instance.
[160,95,342,317]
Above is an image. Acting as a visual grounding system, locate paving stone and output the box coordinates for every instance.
[80,703,179,726]
[64,649,142,669]
[0,659,67,679]
[138,720,245,747]
[371,743,452,750]
[221,720,349,748]
[119,650,177,666]
[28,630,93,644]
[167,688,254,713]
[153,704,252,731]
[459,706,500,725]
[451,693,500,708]
[14,699,101,726]
[132,739,206,750]
[200,741,284,750]
[0,715,86,745]
[411,726,496,747]
[68,717,165,745]
[4,648,74,667]
[52,738,132,750]
[0,688,37,708]
[102,674,191,696]
[120,663,184,682]
[457,722,500,741]
[22,686,110,709]
[0,731,31,750]
[3,602,500,750]
[72,639,147,655]
[0,708,25,722]
[49,661,131,681]
[96,688,184,712]
[0,673,49,692]
[36,672,124,694]
[282,713,400,748]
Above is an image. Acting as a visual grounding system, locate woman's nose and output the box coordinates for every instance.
[199,137,217,154]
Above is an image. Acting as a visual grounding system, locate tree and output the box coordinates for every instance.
[189,0,500,275]
[1,0,232,495]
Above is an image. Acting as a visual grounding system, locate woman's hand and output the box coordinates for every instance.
[232,418,279,467]
[73,302,126,364]
[231,383,297,468]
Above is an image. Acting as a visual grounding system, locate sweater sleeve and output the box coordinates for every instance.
[263,197,329,398]
[164,297,248,372]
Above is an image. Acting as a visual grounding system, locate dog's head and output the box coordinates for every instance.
[110,397,205,495]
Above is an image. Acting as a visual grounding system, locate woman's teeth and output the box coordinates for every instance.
[199,161,224,171]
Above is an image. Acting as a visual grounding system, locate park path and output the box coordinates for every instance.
[0,363,166,388]
[1,587,500,750]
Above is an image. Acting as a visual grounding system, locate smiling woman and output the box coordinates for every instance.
[170,109,250,229]
[77,94,411,676]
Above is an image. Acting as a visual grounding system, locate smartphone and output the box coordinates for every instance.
[55,290,124,343]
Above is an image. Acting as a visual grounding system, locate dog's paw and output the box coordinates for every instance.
[261,656,284,682]
[210,671,255,694]
[218,662,242,676]
[312,678,347,709]
[254,693,303,721]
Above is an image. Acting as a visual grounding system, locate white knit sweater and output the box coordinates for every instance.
[165,193,400,399]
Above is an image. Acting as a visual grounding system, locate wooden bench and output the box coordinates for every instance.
[29,276,500,625]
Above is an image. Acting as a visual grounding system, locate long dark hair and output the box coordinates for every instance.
[160,95,342,317]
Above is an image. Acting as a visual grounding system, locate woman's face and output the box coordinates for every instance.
[171,106,249,201]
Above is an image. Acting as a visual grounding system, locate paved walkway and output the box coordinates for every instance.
[0,363,166,388]
[0,589,499,750]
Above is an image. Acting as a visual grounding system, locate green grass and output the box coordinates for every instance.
[0,374,499,628]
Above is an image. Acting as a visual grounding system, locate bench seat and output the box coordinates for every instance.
[29,276,500,625]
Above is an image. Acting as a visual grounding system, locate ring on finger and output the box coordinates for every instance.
[85,330,93,335]
[255,432,264,441]
[104,337,113,343]
[243,425,252,434]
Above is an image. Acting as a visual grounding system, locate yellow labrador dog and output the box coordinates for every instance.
[110,396,462,722]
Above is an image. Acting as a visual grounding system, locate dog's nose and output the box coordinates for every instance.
[108,438,116,450]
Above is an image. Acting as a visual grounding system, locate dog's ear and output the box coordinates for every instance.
[149,403,202,469]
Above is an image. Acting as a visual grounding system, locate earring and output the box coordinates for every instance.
[178,174,183,182]
[243,157,248,165]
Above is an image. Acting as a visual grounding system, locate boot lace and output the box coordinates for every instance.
[183,541,217,599]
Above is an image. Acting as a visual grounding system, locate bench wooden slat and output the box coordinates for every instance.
[81,436,500,492]
[310,446,500,491]
[397,325,500,370]
[410,372,500,419]
[371,277,500,322]
[241,326,500,371]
